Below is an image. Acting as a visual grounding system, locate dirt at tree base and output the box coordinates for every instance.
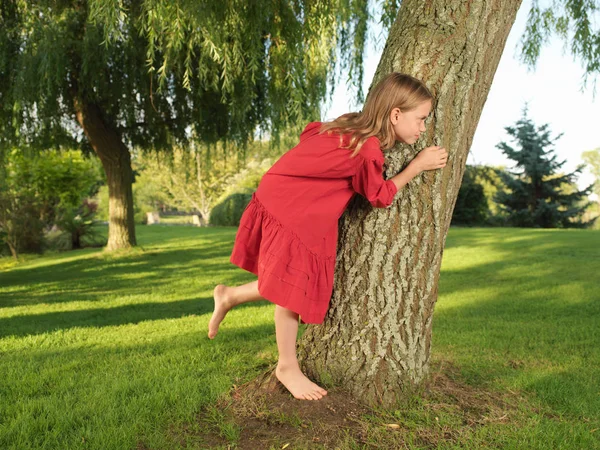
[167,360,531,449]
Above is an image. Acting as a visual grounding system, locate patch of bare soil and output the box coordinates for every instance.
[171,360,528,449]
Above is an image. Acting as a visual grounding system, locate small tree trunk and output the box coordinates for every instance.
[73,100,136,251]
[297,0,523,408]
[7,240,18,260]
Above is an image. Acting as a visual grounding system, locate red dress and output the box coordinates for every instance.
[229,122,398,324]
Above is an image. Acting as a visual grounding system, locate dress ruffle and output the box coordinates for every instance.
[230,193,335,324]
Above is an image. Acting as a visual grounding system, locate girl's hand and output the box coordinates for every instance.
[412,146,448,172]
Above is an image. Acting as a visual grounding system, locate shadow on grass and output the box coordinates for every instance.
[0,296,271,339]
[444,226,600,254]
[0,244,243,308]
[433,230,600,421]
[439,227,600,298]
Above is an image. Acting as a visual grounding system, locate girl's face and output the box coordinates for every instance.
[390,100,432,145]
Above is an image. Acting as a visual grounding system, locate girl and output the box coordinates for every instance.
[208,72,448,401]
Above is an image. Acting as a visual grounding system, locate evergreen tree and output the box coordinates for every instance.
[494,108,595,228]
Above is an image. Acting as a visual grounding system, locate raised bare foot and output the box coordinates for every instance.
[275,364,328,400]
[208,284,233,339]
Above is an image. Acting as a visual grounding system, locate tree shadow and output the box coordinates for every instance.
[0,243,247,308]
[433,231,600,420]
[439,227,600,298]
[0,294,270,339]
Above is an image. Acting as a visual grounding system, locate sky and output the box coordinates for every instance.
[323,0,599,196]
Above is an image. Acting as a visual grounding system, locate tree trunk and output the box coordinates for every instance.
[297,0,523,408]
[73,99,136,251]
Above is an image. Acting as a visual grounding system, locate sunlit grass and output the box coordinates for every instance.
[1,225,599,449]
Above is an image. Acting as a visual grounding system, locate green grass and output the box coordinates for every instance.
[1,225,599,449]
[156,215,196,225]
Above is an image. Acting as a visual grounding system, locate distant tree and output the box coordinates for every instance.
[495,108,595,228]
[131,141,274,223]
[581,148,600,201]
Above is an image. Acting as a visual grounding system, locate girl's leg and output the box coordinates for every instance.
[208,280,264,339]
[274,305,327,400]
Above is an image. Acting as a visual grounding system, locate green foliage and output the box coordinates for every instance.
[470,165,508,219]
[214,158,273,205]
[581,148,600,229]
[0,149,103,257]
[54,199,104,250]
[130,140,276,223]
[452,166,489,226]
[581,148,600,199]
[0,190,45,258]
[495,108,596,228]
[520,0,600,89]
[131,169,171,218]
[0,0,375,152]
[94,185,109,223]
[209,192,254,226]
[452,165,512,226]
[585,202,600,229]
[34,150,102,226]
[132,144,234,221]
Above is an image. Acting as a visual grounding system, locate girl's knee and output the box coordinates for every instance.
[275,305,299,320]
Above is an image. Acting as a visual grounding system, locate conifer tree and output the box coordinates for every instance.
[495,108,595,228]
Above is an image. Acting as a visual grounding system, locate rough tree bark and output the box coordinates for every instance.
[73,99,137,251]
[297,0,523,408]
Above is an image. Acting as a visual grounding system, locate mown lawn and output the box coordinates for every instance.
[0,225,599,449]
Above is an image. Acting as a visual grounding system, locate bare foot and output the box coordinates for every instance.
[275,364,328,400]
[208,284,233,339]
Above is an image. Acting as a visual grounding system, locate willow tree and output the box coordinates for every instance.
[295,0,600,407]
[0,0,372,250]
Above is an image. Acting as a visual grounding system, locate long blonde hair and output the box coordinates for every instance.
[321,72,433,157]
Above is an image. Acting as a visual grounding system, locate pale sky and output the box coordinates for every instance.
[323,0,599,194]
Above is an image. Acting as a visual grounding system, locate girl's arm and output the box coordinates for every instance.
[390,161,422,191]
[390,146,448,191]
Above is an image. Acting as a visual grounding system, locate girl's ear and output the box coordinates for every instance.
[390,107,401,125]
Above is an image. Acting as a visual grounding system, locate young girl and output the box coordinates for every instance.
[208,72,448,401]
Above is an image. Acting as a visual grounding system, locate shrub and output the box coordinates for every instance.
[54,199,104,250]
[452,169,489,226]
[209,192,253,226]
[0,149,103,257]
[0,191,45,258]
